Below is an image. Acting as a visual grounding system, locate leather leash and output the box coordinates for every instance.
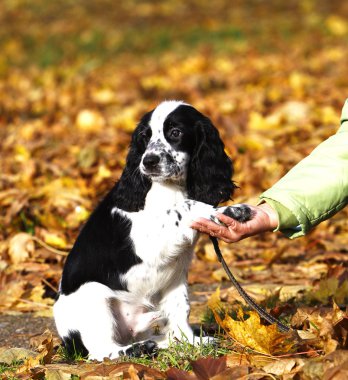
[210,236,290,333]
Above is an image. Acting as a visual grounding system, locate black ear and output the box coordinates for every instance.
[187,119,236,206]
[112,121,152,212]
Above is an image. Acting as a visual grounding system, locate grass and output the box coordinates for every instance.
[55,329,232,372]
[56,344,90,363]
[117,335,232,372]
[0,360,24,380]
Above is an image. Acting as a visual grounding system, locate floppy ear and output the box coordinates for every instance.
[112,122,152,212]
[186,119,236,206]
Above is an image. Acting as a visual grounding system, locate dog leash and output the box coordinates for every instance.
[210,236,290,333]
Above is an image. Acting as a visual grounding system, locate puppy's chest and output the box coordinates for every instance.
[121,207,194,293]
[129,207,192,261]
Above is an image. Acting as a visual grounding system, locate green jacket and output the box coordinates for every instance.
[260,100,348,239]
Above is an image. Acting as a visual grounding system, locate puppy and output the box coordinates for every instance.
[54,100,251,360]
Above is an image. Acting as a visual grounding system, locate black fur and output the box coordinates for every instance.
[222,204,253,223]
[113,111,153,212]
[60,192,142,295]
[63,330,89,359]
[185,114,235,206]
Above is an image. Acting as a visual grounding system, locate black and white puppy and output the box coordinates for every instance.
[54,100,251,360]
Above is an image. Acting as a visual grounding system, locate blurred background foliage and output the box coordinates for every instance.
[0,0,348,316]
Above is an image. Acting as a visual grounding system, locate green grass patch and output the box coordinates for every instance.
[0,360,24,380]
[118,336,231,372]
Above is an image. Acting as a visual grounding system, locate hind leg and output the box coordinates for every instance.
[54,282,124,361]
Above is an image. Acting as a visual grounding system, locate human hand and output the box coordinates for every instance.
[190,202,279,243]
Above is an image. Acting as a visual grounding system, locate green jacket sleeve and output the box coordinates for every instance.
[259,99,348,238]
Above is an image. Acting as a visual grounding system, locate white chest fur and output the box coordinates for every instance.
[117,182,197,302]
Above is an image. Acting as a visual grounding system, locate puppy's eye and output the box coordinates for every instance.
[170,129,182,138]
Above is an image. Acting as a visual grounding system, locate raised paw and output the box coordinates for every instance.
[125,340,158,358]
[217,204,253,224]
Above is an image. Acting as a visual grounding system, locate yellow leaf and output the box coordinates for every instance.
[326,15,348,36]
[110,106,140,132]
[76,109,105,132]
[208,288,293,355]
[239,134,273,152]
[320,106,340,125]
[248,111,273,131]
[66,205,90,229]
[207,287,223,314]
[307,277,348,304]
[0,281,26,310]
[78,144,98,169]
[41,230,68,249]
[8,233,35,264]
[221,310,292,355]
[335,280,348,305]
[95,164,112,183]
[141,75,171,91]
[14,144,31,162]
[288,71,312,96]
[92,88,115,105]
[0,347,37,365]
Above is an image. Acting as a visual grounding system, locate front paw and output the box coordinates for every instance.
[124,340,158,358]
[214,204,253,224]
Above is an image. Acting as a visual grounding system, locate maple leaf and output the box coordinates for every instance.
[208,288,294,355]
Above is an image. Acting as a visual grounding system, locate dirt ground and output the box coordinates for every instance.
[0,314,58,349]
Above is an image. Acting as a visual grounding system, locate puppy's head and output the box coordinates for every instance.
[137,100,236,205]
[115,101,235,211]
[139,101,192,183]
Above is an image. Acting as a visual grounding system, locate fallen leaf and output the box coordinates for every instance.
[0,347,37,365]
[8,233,35,264]
[29,329,56,364]
[208,288,294,355]
[326,15,348,36]
[262,358,297,376]
[40,230,69,249]
[0,280,26,310]
[81,362,165,380]
[76,109,105,132]
[323,360,348,380]
[191,356,227,379]
[211,366,249,380]
[166,367,196,380]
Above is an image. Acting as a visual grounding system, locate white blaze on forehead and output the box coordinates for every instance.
[150,100,187,135]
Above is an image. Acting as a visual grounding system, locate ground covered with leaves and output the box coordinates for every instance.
[1,0,348,379]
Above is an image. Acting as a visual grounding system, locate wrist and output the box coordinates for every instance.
[258,202,279,231]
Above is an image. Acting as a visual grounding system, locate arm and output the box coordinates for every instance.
[261,99,348,238]
[191,100,348,241]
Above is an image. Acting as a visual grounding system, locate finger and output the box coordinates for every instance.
[190,221,210,233]
[193,217,217,225]
[192,218,222,230]
[191,219,228,236]
[190,221,202,229]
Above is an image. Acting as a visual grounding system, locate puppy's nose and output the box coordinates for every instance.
[143,154,160,169]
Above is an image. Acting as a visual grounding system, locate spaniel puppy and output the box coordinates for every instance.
[54,100,251,360]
